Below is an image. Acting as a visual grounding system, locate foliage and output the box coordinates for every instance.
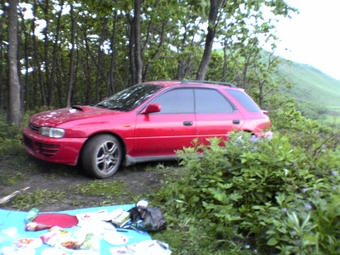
[269,99,340,152]
[0,172,25,186]
[276,60,340,125]
[1,47,340,253]
[9,189,66,209]
[71,180,130,199]
[0,108,55,155]
[0,109,339,254]
[0,0,298,116]
[151,130,340,254]
[298,101,328,120]
[0,115,23,154]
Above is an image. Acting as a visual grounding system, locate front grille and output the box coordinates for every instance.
[28,123,39,132]
[23,135,34,150]
[36,142,60,157]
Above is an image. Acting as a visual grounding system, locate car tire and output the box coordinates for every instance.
[82,134,123,179]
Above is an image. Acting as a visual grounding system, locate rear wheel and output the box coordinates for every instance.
[82,134,123,179]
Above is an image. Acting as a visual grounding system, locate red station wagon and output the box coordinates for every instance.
[23,80,271,179]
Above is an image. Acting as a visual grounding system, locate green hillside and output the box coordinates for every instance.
[276,59,340,124]
[278,60,340,106]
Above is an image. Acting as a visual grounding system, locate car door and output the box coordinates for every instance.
[194,88,245,144]
[133,88,196,157]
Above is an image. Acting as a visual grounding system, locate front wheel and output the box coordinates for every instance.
[82,134,123,179]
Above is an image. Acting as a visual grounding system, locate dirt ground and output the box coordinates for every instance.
[0,153,176,212]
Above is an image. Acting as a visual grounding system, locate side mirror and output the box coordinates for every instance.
[140,104,161,114]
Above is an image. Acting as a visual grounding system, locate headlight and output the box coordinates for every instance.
[39,127,65,138]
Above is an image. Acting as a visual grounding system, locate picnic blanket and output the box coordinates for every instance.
[0,204,170,255]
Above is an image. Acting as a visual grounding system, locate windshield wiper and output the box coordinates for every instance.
[108,107,128,111]
[96,103,108,108]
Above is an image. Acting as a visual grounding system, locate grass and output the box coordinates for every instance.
[0,172,25,186]
[71,180,131,199]
[9,189,66,209]
[0,137,277,254]
[0,148,227,254]
[278,61,340,107]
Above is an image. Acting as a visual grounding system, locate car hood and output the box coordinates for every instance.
[30,105,123,127]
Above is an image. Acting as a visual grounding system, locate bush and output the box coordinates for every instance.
[0,115,23,155]
[153,131,340,254]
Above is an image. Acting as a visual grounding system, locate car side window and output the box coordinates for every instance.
[150,89,194,114]
[195,89,234,113]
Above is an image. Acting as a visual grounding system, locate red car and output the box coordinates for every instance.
[23,80,271,178]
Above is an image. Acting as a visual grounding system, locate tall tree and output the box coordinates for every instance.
[31,0,47,106]
[7,0,21,125]
[3,0,295,111]
[0,0,7,114]
[196,0,224,80]
[42,0,51,105]
[132,0,143,84]
[196,0,295,81]
[66,4,76,107]
[49,0,65,106]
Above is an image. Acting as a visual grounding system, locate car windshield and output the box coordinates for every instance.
[96,84,163,111]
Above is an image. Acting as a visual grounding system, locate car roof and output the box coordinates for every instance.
[142,80,242,90]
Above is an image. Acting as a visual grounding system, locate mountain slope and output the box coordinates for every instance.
[277,60,340,108]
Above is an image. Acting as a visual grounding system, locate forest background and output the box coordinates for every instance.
[1,1,340,254]
[1,0,298,126]
[2,0,339,126]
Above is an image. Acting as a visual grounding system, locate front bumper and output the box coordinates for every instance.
[23,127,86,166]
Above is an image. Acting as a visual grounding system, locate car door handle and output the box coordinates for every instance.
[233,120,240,124]
[183,121,193,126]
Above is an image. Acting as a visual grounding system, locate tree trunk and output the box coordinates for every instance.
[133,0,143,84]
[109,7,118,95]
[18,8,30,111]
[8,0,21,126]
[32,0,47,106]
[175,23,196,80]
[66,4,75,107]
[128,18,135,85]
[83,24,108,101]
[42,0,51,106]
[196,0,223,80]
[0,1,6,114]
[143,21,166,81]
[84,45,92,105]
[222,41,228,82]
[49,0,64,106]
[242,54,251,89]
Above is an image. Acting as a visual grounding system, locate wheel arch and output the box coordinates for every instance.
[77,131,127,167]
[241,129,255,135]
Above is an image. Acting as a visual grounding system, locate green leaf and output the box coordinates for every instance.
[267,237,278,246]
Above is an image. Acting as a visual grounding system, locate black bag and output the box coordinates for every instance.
[128,206,167,232]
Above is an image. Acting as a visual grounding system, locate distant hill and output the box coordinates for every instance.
[277,60,340,107]
[275,59,340,124]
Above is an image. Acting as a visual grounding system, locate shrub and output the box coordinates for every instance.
[0,115,23,155]
[154,131,340,254]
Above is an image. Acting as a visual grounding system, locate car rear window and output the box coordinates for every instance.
[195,89,234,113]
[226,89,262,112]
